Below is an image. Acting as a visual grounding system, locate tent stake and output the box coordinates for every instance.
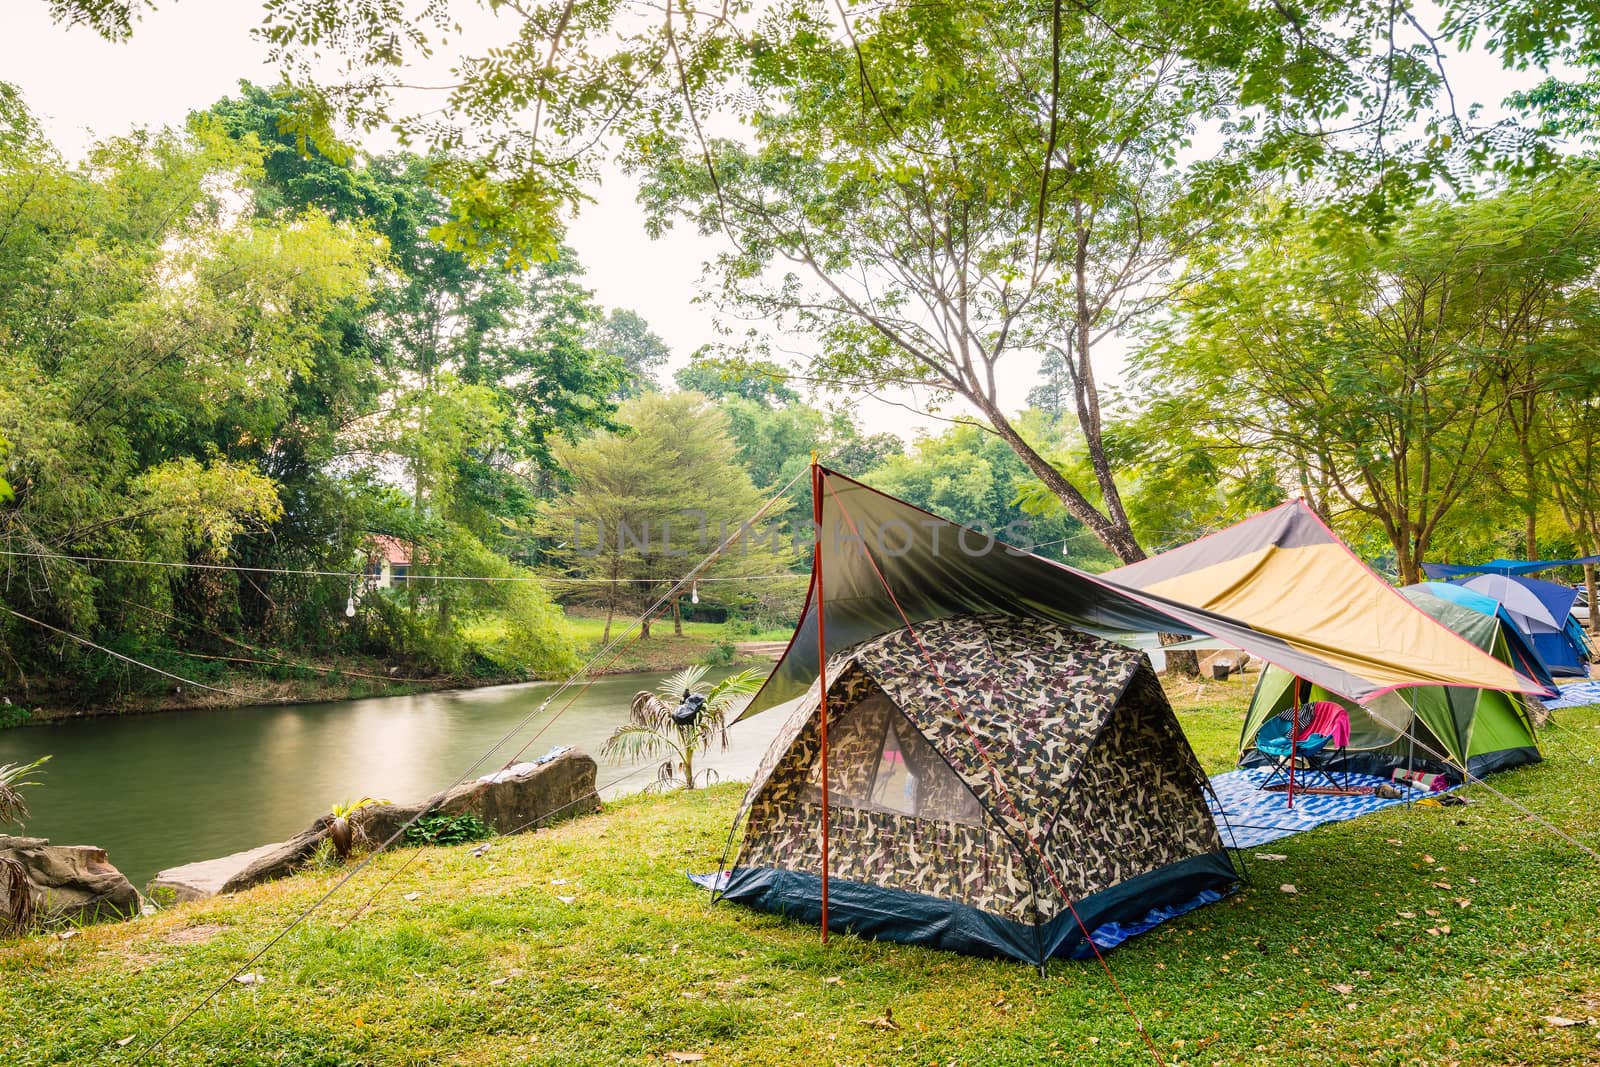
[812,455,830,944]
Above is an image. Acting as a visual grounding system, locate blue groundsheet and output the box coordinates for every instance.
[1542,680,1600,711]
[1207,767,1443,849]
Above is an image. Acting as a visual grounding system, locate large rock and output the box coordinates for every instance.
[148,747,600,902]
[147,820,332,904]
[362,747,599,842]
[0,835,141,925]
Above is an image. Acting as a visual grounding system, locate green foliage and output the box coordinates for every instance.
[0,704,32,731]
[1130,171,1600,580]
[40,1,155,41]
[0,85,640,700]
[865,415,1114,570]
[0,756,49,829]
[538,392,803,640]
[402,810,493,848]
[594,308,670,399]
[701,639,737,668]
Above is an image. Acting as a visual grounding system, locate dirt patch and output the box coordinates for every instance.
[162,923,225,946]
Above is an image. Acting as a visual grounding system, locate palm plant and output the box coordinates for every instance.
[0,756,49,830]
[326,796,388,862]
[603,665,765,790]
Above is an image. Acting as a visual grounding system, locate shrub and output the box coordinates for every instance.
[403,811,493,847]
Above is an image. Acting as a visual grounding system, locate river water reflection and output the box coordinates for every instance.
[0,669,784,889]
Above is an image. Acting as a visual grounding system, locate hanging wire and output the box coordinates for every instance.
[0,604,237,697]
[0,547,804,585]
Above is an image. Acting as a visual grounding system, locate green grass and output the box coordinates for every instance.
[5,691,1600,1065]
[560,614,793,674]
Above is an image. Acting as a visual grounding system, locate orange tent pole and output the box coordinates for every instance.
[812,455,830,943]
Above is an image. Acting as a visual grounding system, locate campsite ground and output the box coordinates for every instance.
[4,689,1600,1066]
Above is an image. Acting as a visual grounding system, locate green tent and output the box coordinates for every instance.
[1240,586,1543,781]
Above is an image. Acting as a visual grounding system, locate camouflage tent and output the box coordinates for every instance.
[718,613,1238,964]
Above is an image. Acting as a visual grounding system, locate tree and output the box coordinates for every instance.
[637,0,1264,565]
[866,417,1114,569]
[537,391,799,640]
[45,0,1599,254]
[1540,381,1600,634]
[594,308,670,398]
[1132,180,1600,584]
[674,350,800,405]
[0,109,384,693]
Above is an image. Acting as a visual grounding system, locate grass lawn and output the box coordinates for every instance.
[561,614,794,674]
[5,682,1600,1065]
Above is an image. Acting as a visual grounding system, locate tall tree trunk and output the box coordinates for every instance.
[982,404,1145,564]
[1585,562,1600,641]
[672,595,683,636]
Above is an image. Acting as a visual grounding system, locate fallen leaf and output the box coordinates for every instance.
[665,1053,707,1062]
[1543,1016,1586,1028]
[556,895,576,905]
[1422,854,1436,865]
[551,878,568,886]
[1455,898,1472,909]
[234,973,265,986]
[54,929,78,941]
[860,1006,899,1031]
[1255,853,1288,861]
[115,1036,135,1047]
[1333,984,1355,995]
[403,892,421,901]
[1397,911,1417,919]
[824,976,843,985]
[1279,884,1298,894]
[1431,881,1452,889]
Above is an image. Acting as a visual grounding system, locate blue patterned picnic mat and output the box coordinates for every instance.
[1207,767,1440,849]
[1542,680,1600,710]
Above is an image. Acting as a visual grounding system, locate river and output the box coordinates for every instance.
[0,669,787,889]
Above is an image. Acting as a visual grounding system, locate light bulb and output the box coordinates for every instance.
[345,596,356,618]
[690,582,699,605]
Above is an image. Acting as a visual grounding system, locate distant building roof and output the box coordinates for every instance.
[367,535,412,566]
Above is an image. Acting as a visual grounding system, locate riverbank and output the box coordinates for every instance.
[5,699,1599,1065]
[8,616,788,725]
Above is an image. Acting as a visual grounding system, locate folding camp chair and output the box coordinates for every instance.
[1256,702,1348,792]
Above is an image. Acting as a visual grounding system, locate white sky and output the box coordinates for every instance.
[0,1,1552,441]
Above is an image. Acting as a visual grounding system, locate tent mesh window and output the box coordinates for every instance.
[801,692,984,825]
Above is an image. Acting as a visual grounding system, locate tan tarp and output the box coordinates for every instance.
[1103,500,1547,702]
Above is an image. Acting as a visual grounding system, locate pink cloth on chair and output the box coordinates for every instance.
[1294,701,1351,746]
